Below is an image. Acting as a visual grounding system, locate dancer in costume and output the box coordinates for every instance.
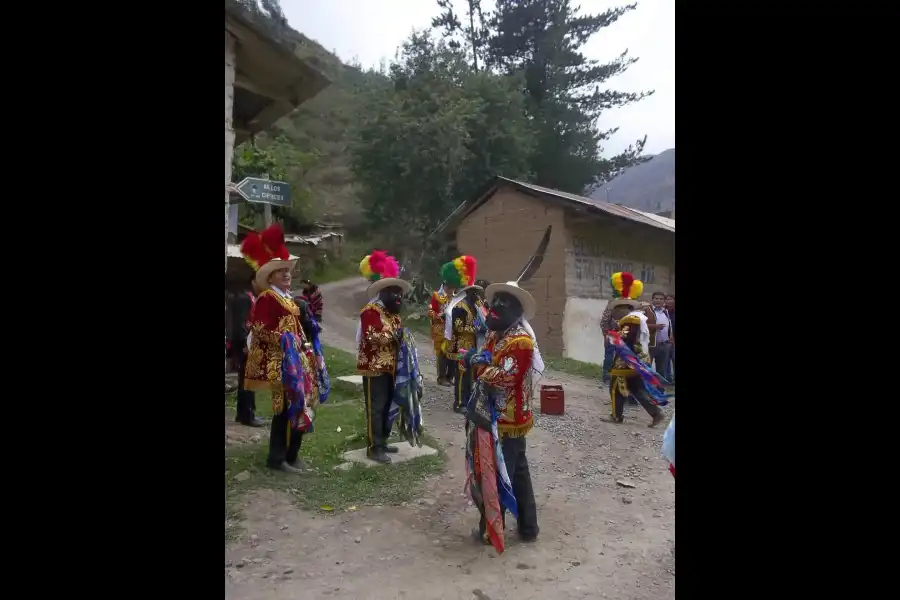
[356,251,414,464]
[441,256,487,413]
[429,272,458,387]
[241,224,327,474]
[460,226,551,553]
[606,273,670,427]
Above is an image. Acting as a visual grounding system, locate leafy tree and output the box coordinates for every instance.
[433,0,654,193]
[349,32,534,276]
[231,135,319,231]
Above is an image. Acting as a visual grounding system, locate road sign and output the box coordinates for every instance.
[235,177,292,207]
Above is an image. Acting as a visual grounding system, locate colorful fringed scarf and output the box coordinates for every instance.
[305,312,331,404]
[281,331,315,432]
[388,328,424,447]
[465,381,518,554]
[611,342,673,406]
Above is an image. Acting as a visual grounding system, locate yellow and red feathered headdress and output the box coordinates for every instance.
[440,255,477,288]
[359,250,400,282]
[240,223,290,271]
[359,250,409,296]
[610,271,644,301]
[240,224,296,289]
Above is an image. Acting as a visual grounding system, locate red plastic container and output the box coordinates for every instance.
[540,385,565,415]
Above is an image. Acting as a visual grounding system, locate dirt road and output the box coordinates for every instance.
[225,277,675,600]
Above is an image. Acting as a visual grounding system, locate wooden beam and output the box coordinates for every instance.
[234,71,290,104]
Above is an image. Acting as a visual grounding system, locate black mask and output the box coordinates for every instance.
[486,292,523,332]
[378,286,403,314]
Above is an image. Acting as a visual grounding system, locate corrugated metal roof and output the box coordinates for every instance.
[501,178,675,232]
[227,244,300,260]
[284,232,343,246]
[432,176,675,235]
[618,206,676,230]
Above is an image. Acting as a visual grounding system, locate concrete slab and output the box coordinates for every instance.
[336,441,437,470]
[336,375,364,386]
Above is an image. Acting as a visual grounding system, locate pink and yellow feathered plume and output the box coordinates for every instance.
[359,250,400,282]
[610,271,643,300]
[439,255,477,287]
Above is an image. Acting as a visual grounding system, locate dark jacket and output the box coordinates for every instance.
[229,291,255,357]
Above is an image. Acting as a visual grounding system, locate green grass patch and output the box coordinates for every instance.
[543,355,605,380]
[308,239,374,284]
[225,344,445,541]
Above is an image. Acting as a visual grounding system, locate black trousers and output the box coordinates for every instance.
[454,364,473,410]
[266,406,304,467]
[610,376,662,421]
[235,352,257,423]
[438,354,455,382]
[364,374,394,451]
[479,436,539,539]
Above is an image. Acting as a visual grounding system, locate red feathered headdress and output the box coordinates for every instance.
[240,224,290,271]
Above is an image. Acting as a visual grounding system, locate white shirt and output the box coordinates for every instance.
[654,307,670,343]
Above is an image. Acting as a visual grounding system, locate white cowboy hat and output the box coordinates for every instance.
[460,284,484,293]
[256,258,297,290]
[485,281,536,320]
[367,277,411,297]
[608,297,642,311]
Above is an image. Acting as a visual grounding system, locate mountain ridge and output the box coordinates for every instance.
[590,147,675,213]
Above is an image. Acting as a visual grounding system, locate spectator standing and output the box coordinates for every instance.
[647,292,673,381]
[665,294,675,383]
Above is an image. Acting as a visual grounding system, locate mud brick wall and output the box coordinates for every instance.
[564,213,675,301]
[455,190,569,356]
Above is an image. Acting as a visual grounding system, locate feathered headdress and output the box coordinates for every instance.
[610,272,643,301]
[359,250,400,282]
[240,223,290,271]
[440,255,477,287]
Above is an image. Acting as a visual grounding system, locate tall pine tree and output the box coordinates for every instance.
[433,0,654,194]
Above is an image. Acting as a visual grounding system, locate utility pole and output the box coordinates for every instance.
[261,173,272,226]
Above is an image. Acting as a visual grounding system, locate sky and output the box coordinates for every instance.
[279,0,674,156]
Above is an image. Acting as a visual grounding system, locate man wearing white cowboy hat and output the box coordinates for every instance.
[241,224,323,474]
[440,256,487,413]
[356,250,411,464]
[458,226,551,552]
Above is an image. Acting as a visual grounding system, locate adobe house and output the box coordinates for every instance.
[433,177,675,365]
[225,0,330,275]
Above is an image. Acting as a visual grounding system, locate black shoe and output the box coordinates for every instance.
[453,405,465,414]
[237,416,265,428]
[519,532,538,543]
[381,445,399,454]
[367,448,392,464]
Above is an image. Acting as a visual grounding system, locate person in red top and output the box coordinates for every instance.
[356,250,410,464]
[242,224,323,474]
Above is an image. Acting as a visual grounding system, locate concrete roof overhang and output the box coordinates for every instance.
[226,8,331,143]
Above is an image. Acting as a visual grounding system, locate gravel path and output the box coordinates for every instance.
[226,277,675,600]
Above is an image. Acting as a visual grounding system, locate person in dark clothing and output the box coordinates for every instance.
[231,275,264,427]
[300,279,323,322]
[665,294,675,383]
